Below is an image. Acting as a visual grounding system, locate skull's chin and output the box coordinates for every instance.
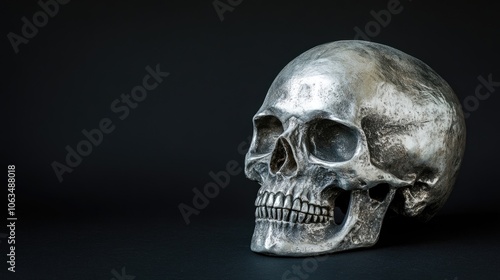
[251,220,337,256]
[251,212,356,256]
[251,190,394,256]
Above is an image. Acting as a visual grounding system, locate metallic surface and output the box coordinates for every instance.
[244,40,466,256]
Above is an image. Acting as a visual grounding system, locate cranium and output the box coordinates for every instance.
[244,40,466,256]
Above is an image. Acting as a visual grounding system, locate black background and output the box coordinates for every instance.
[2,0,499,279]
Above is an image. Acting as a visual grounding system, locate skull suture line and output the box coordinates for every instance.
[244,41,466,256]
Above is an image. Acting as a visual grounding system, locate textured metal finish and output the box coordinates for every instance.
[244,40,466,256]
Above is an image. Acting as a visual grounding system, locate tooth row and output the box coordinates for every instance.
[255,207,331,223]
[255,192,329,216]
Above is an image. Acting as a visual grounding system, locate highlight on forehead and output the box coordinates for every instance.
[260,44,384,118]
[276,48,376,86]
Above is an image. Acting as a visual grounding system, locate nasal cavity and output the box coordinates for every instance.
[270,138,297,176]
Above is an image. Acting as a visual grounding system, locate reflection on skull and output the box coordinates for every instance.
[244,41,466,256]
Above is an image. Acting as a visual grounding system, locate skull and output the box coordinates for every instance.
[244,40,466,256]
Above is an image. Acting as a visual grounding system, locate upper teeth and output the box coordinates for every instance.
[255,191,332,223]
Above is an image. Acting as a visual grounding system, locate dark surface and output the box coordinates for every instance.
[2,212,500,279]
[2,0,500,279]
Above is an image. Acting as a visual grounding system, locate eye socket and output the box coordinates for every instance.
[307,119,358,162]
[253,115,284,154]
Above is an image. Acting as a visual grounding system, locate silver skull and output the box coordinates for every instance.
[244,40,466,256]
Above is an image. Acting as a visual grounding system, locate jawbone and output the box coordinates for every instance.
[251,190,395,256]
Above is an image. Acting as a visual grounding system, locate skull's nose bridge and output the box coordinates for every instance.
[270,137,298,176]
